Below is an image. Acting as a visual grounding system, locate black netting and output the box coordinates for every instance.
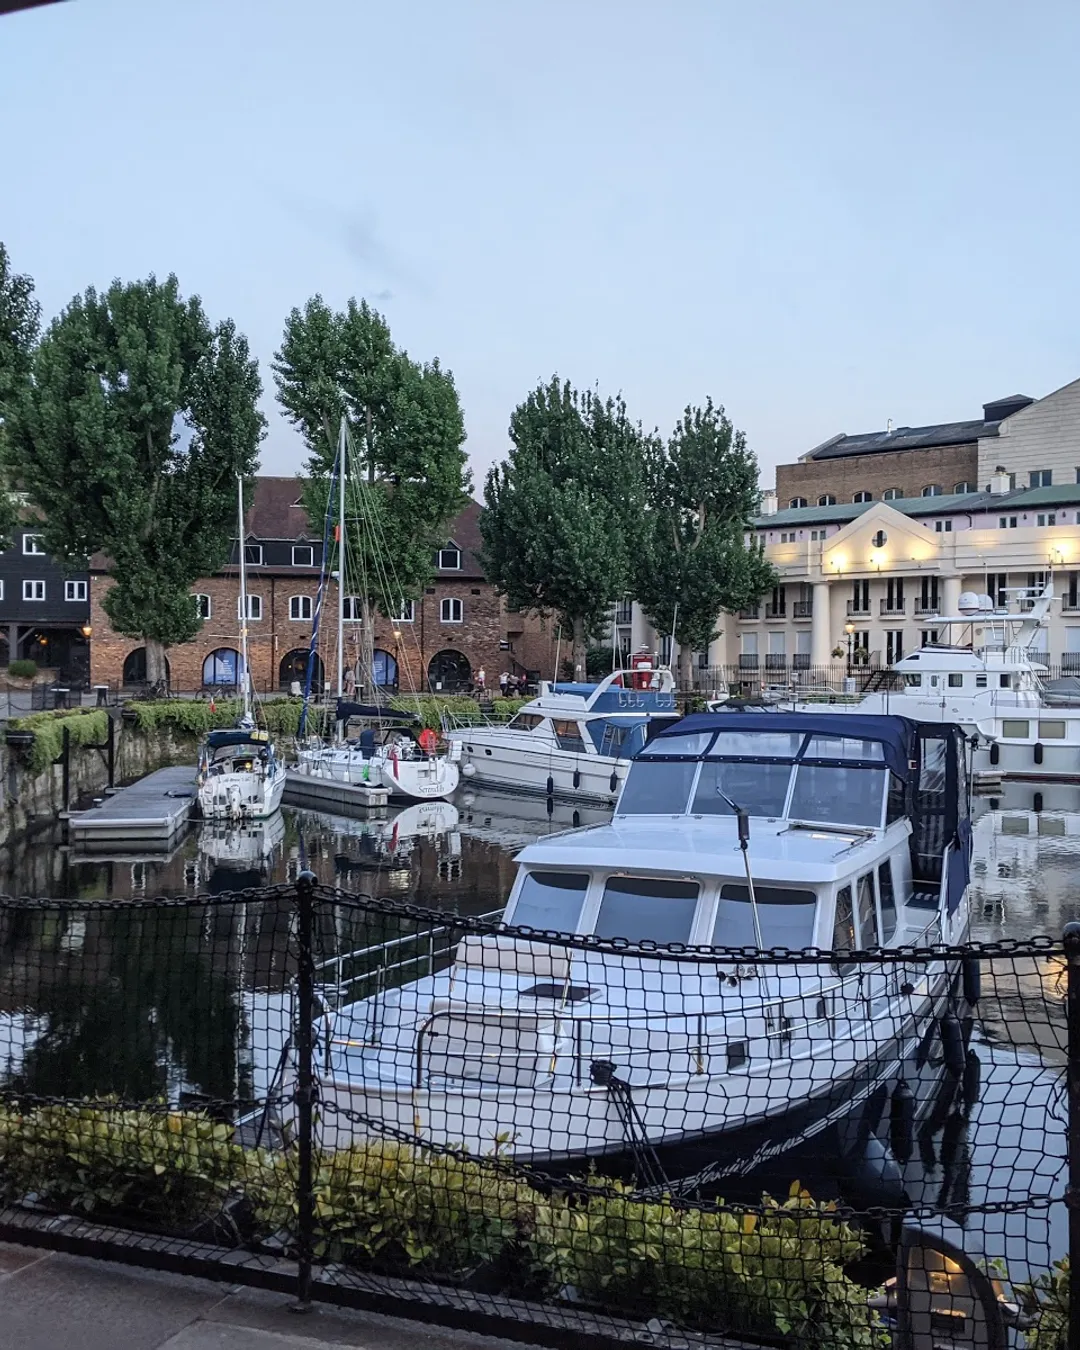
[0,880,1072,1349]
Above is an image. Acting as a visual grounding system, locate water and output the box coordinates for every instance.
[0,780,1073,1281]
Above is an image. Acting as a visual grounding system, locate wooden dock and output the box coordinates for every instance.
[68,765,197,845]
[284,768,390,812]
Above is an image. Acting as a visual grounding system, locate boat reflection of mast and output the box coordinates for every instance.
[717,790,764,950]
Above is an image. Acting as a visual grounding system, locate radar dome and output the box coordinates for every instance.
[977,593,995,612]
[957,591,982,614]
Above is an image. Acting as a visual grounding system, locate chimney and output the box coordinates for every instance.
[989,467,1011,495]
[759,488,778,516]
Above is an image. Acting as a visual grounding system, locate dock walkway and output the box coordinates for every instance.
[68,765,197,846]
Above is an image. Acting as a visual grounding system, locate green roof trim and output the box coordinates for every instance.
[757,485,1080,530]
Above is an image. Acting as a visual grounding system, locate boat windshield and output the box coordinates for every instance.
[618,727,890,828]
[593,876,699,944]
[712,884,817,948]
[510,870,589,931]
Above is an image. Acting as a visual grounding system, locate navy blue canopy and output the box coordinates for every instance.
[206,727,270,750]
[336,700,419,726]
[655,710,922,782]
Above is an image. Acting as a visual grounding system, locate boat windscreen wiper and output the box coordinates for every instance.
[717,791,764,950]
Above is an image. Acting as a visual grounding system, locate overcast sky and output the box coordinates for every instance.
[3,0,1079,491]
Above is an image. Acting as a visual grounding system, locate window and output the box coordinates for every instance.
[876,862,897,941]
[917,577,940,612]
[1037,513,1057,527]
[934,519,952,533]
[0,580,4,600]
[512,871,589,931]
[440,597,463,623]
[292,545,314,567]
[22,533,45,555]
[712,884,817,949]
[886,630,904,664]
[818,494,836,506]
[243,544,263,566]
[394,599,415,622]
[856,872,879,946]
[594,877,699,945]
[1039,720,1067,739]
[508,712,545,731]
[788,497,807,508]
[238,594,262,620]
[22,579,45,601]
[810,528,826,541]
[551,719,586,753]
[885,578,904,611]
[64,580,87,602]
[852,491,872,503]
[1001,720,1030,738]
[954,482,976,493]
[614,599,633,625]
[437,545,461,570]
[779,531,796,543]
[881,488,902,501]
[999,516,1018,529]
[289,595,313,621]
[790,764,886,828]
[921,484,943,497]
[1030,469,1052,488]
[692,759,792,818]
[948,673,963,687]
[194,593,211,619]
[343,596,362,621]
[618,760,698,814]
[987,573,1008,608]
[832,885,855,971]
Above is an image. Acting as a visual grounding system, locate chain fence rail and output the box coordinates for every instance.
[0,877,1074,1349]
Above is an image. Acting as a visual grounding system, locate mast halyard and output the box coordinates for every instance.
[337,417,346,700]
[237,473,252,721]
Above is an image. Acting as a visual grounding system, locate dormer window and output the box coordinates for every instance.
[882,488,902,501]
[817,494,836,506]
[436,544,461,570]
[852,491,872,503]
[243,543,263,566]
[921,484,943,497]
[292,544,314,567]
[22,533,45,555]
[788,497,807,509]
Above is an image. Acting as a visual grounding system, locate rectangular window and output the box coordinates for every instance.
[948,673,963,687]
[976,674,987,687]
[194,593,211,619]
[22,579,45,601]
[22,533,45,555]
[986,573,1008,608]
[0,580,4,600]
[779,531,795,543]
[551,719,586,753]
[810,528,826,541]
[292,545,314,567]
[1038,720,1067,739]
[64,580,87,602]
[343,596,362,622]
[395,599,415,622]
[1030,469,1052,488]
[594,877,699,945]
[243,544,263,566]
[1001,719,1030,738]
[999,516,1018,529]
[289,595,313,621]
[886,630,904,664]
[832,885,855,972]
[1036,513,1056,527]
[856,872,879,947]
[878,861,897,942]
[713,884,817,948]
[437,546,461,570]
[238,595,262,620]
[512,871,589,931]
[440,597,463,623]
[934,519,952,533]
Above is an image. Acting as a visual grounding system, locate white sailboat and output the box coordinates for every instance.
[196,477,287,822]
[294,420,460,802]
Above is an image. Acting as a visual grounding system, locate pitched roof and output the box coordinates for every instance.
[245,476,311,539]
[757,485,1080,530]
[437,498,486,579]
[806,418,995,460]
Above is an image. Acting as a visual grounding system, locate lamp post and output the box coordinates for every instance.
[845,620,856,674]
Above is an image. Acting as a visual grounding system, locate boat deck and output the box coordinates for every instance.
[68,765,197,845]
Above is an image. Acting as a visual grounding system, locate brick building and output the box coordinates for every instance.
[88,478,555,694]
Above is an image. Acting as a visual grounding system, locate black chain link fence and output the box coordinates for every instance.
[0,878,1074,1349]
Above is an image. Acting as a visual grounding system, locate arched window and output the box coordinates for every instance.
[279,648,324,691]
[122,648,172,686]
[372,649,399,688]
[788,497,807,509]
[427,649,471,692]
[852,491,872,503]
[921,484,943,497]
[203,647,240,686]
[953,481,976,493]
[818,494,836,506]
[882,488,902,501]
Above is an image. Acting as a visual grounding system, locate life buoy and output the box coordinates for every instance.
[418,728,438,756]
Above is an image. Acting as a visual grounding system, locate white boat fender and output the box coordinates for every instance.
[461,761,476,778]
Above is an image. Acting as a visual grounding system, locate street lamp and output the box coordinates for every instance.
[844,620,856,672]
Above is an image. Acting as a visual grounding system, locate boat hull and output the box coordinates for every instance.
[448,730,624,804]
[197,767,286,822]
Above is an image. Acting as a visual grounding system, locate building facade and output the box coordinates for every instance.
[0,525,91,680]
[87,479,556,694]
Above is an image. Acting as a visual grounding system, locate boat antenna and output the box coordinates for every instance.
[553,625,562,684]
[669,603,678,669]
[611,599,619,674]
[336,416,347,702]
[717,789,764,950]
[237,473,252,722]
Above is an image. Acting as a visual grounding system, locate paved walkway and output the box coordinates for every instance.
[0,1243,543,1350]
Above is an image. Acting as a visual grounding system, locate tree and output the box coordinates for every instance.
[273,296,468,689]
[0,242,41,550]
[6,274,265,685]
[481,377,648,678]
[635,399,776,688]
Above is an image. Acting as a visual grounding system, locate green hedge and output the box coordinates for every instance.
[7,708,110,773]
[7,659,38,680]
[0,1101,888,1343]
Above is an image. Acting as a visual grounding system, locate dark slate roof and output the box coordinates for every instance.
[807,418,996,460]
[437,498,486,580]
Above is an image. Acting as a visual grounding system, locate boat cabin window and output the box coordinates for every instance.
[1000,675,1011,689]
[1039,720,1067,739]
[709,731,804,759]
[552,719,587,753]
[618,760,698,814]
[904,673,922,687]
[948,673,963,687]
[878,861,897,941]
[593,876,699,944]
[508,712,546,731]
[1001,719,1029,739]
[693,759,791,818]
[856,872,879,945]
[832,884,855,971]
[919,736,947,791]
[976,675,987,688]
[789,762,886,828]
[712,884,817,949]
[638,730,715,757]
[512,871,589,931]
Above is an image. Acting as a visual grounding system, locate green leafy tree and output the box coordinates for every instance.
[0,242,41,550]
[481,377,648,678]
[273,296,468,689]
[6,274,265,685]
[635,400,776,688]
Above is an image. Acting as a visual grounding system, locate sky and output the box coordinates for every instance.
[3,0,1080,493]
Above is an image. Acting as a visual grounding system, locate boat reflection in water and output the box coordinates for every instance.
[454,786,613,850]
[198,814,287,893]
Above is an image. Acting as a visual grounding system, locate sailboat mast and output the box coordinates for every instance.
[237,473,251,718]
[337,418,346,700]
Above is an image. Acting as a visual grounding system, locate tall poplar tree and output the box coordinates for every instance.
[0,242,41,550]
[6,274,265,685]
[635,399,775,687]
[481,377,648,678]
[273,296,468,688]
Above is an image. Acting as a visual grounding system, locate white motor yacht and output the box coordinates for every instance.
[304,711,974,1182]
[445,668,680,804]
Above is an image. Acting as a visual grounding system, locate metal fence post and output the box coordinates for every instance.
[1063,921,1080,1350]
[292,870,317,1313]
